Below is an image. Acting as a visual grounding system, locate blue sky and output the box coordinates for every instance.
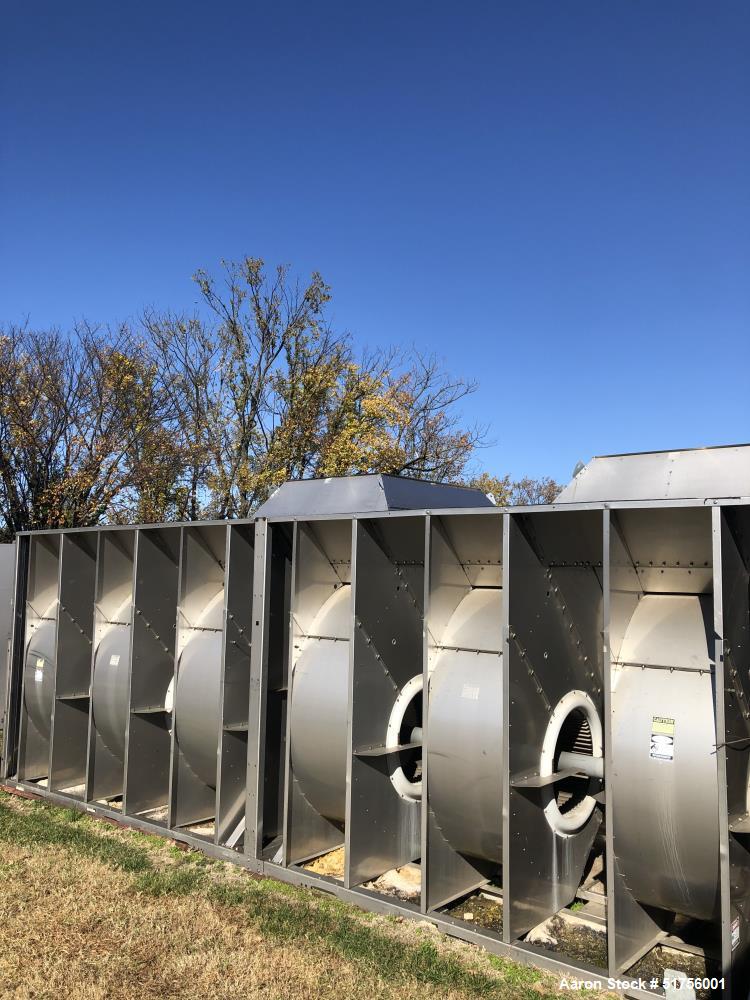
[2,2,748,485]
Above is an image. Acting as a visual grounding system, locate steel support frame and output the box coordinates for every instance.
[5,497,750,999]
[422,511,503,912]
[504,508,604,945]
[0,776,648,998]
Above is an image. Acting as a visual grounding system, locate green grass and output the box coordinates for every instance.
[0,790,600,998]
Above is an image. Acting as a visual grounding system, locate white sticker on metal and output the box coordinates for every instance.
[461,685,479,701]
[34,669,43,682]
[650,716,675,761]
[109,654,120,666]
[664,968,696,999]
[732,916,741,951]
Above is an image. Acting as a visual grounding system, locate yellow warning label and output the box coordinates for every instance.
[651,716,675,760]
[652,717,675,736]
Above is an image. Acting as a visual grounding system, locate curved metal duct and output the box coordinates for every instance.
[612,594,722,921]
[290,582,425,826]
[427,587,604,864]
[90,598,132,761]
[90,589,224,791]
[427,588,503,862]
[290,586,350,824]
[173,590,224,789]
[23,610,57,740]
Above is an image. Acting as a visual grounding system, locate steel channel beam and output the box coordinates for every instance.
[1,537,28,781]
[1,778,664,999]
[603,509,616,977]
[246,518,269,858]
[7,496,750,997]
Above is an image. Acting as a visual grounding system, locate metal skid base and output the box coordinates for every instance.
[3,463,750,1000]
[2,779,642,998]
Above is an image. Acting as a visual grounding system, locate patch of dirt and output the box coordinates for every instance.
[628,946,717,1000]
[302,846,345,878]
[445,891,503,933]
[364,863,421,901]
[528,915,608,969]
[1,790,623,998]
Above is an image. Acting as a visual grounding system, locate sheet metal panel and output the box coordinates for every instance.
[49,532,97,793]
[605,512,662,976]
[346,518,424,888]
[216,524,253,847]
[169,525,226,829]
[609,506,719,978]
[423,514,503,912]
[17,534,59,780]
[505,510,603,945]
[0,543,16,761]
[423,516,486,911]
[0,538,26,781]
[558,445,750,504]
[718,507,750,998]
[246,520,291,859]
[86,531,135,802]
[283,521,349,866]
[123,527,180,817]
[255,474,492,519]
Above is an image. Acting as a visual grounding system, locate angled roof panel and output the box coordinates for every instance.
[557,444,750,503]
[254,474,494,518]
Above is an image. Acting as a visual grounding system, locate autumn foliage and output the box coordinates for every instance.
[0,258,559,537]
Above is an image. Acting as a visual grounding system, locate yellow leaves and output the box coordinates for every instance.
[2,260,497,529]
[466,473,513,505]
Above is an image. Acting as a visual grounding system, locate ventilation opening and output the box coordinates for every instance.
[387,675,423,801]
[554,709,593,815]
[397,689,423,785]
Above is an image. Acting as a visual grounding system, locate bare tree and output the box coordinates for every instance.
[143,257,486,517]
[0,255,556,534]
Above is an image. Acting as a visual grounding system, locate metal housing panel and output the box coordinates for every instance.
[247,521,291,859]
[423,514,502,912]
[124,527,180,817]
[506,510,604,945]
[284,521,350,866]
[609,506,718,978]
[346,518,425,888]
[0,542,16,766]
[18,534,59,780]
[49,532,97,794]
[558,445,750,503]
[216,523,254,847]
[87,530,135,802]
[1,537,26,781]
[718,506,750,997]
[169,525,226,829]
[255,474,492,519]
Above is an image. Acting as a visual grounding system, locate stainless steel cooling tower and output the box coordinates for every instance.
[6,456,750,1000]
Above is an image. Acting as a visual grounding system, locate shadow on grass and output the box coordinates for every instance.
[0,792,559,999]
[207,880,547,997]
[0,795,152,873]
